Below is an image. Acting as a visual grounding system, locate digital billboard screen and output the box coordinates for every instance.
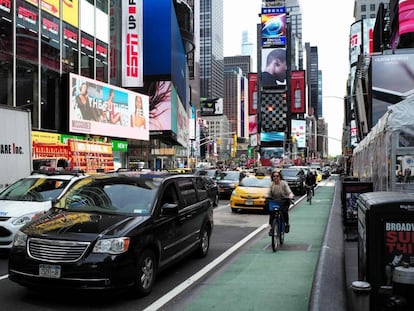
[261,47,287,88]
[69,73,149,141]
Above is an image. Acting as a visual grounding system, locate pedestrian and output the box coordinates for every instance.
[267,170,294,234]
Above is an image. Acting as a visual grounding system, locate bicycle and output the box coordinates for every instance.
[268,199,291,252]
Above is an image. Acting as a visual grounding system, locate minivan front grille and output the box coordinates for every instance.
[28,238,90,263]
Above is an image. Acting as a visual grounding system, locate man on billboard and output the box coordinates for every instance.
[261,48,286,87]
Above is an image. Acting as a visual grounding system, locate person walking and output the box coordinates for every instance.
[267,170,294,234]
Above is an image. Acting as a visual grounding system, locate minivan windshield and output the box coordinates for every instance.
[60,177,158,216]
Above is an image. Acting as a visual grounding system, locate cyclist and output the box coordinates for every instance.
[305,171,317,200]
[267,171,294,234]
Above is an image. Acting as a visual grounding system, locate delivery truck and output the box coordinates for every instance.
[0,106,32,191]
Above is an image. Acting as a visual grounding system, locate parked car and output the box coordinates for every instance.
[230,175,271,213]
[0,170,88,250]
[8,172,214,297]
[280,167,306,195]
[195,168,221,179]
[216,170,247,198]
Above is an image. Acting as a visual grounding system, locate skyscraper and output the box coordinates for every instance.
[199,0,224,99]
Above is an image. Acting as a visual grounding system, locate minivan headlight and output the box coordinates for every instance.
[93,237,130,254]
[13,231,28,247]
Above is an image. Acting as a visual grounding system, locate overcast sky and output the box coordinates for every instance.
[223,0,355,156]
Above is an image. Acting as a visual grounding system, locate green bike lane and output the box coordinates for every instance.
[167,181,336,311]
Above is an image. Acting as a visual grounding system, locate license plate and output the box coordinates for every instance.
[39,264,61,278]
[245,199,253,205]
[219,189,225,192]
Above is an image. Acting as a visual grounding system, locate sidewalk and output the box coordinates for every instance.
[165,177,350,311]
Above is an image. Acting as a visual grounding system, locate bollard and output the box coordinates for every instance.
[351,281,372,311]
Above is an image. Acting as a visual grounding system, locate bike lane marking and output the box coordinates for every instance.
[143,223,268,311]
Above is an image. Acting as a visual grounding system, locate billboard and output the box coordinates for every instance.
[259,146,284,167]
[249,115,258,135]
[200,98,223,116]
[291,119,306,148]
[362,18,375,55]
[69,73,149,141]
[371,53,414,127]
[248,73,258,115]
[399,0,414,36]
[261,6,286,47]
[290,70,306,113]
[261,47,287,88]
[122,0,143,87]
[349,21,362,67]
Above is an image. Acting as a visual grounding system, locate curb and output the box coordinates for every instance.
[309,178,348,311]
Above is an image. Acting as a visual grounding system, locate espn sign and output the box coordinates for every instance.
[122,0,143,87]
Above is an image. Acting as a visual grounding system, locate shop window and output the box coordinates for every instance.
[41,12,60,71]
[16,0,39,64]
[62,23,79,73]
[41,68,60,130]
[0,9,13,106]
[16,60,39,128]
[81,31,94,78]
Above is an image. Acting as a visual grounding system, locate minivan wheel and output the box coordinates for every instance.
[196,226,210,257]
[132,249,156,297]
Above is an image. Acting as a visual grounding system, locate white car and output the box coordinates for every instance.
[0,171,88,249]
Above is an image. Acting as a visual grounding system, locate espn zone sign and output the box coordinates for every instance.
[122,0,143,87]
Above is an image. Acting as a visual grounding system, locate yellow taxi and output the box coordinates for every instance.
[230,175,271,213]
[312,169,323,182]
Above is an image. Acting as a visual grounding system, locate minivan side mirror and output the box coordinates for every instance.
[161,203,179,215]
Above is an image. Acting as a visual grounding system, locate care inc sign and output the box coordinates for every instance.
[122,0,143,87]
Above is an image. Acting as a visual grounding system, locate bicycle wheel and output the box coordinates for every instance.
[271,217,279,252]
[279,219,285,245]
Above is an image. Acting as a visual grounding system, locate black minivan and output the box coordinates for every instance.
[8,171,214,297]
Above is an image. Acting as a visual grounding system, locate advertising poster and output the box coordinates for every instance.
[341,181,373,227]
[122,0,143,87]
[384,221,414,267]
[291,119,306,148]
[371,53,414,127]
[362,18,375,55]
[290,70,306,113]
[261,48,287,88]
[259,146,284,167]
[249,115,258,135]
[248,73,258,115]
[261,6,286,47]
[69,73,149,141]
[349,20,362,67]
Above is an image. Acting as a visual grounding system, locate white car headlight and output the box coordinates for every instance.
[93,237,130,254]
[12,212,40,227]
[13,231,28,247]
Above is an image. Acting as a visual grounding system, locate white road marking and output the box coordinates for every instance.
[143,223,268,311]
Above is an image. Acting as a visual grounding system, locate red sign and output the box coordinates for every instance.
[290,70,305,113]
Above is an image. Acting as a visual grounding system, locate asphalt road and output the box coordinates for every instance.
[0,199,271,310]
